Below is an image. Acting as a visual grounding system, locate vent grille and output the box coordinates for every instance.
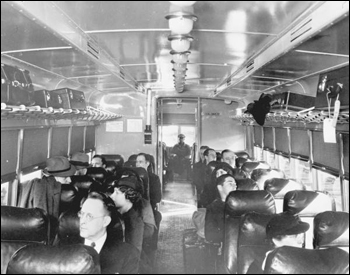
[246,59,255,73]
[87,40,100,59]
[290,17,312,42]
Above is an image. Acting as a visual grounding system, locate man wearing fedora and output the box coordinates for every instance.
[70,152,90,175]
[247,213,310,274]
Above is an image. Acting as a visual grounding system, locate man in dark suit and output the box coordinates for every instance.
[79,192,140,274]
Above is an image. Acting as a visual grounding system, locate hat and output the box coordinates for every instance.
[116,176,143,195]
[70,152,90,169]
[266,214,310,239]
[178,134,185,138]
[43,156,76,177]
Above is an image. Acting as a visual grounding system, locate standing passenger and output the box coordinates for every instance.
[221,149,237,168]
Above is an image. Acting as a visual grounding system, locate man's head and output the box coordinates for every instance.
[79,192,114,241]
[266,213,310,248]
[216,174,237,201]
[43,156,76,183]
[70,152,90,175]
[199,145,209,162]
[91,155,107,168]
[221,149,237,168]
[178,134,185,144]
[136,153,150,170]
[204,148,217,164]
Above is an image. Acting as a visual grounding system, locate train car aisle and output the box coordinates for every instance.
[154,180,197,274]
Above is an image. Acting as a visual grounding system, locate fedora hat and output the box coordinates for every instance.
[70,152,90,169]
[266,213,310,239]
[43,156,76,177]
[116,176,143,195]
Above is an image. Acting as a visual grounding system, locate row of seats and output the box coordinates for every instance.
[1,205,122,274]
[223,190,349,274]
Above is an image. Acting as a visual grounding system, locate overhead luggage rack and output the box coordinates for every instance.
[231,110,349,125]
[1,103,121,122]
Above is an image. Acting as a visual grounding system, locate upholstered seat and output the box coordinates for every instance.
[264,246,349,274]
[314,211,349,251]
[6,244,100,274]
[1,206,49,274]
[224,190,276,274]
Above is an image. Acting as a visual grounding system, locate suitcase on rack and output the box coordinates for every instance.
[50,88,87,110]
[1,63,35,106]
[33,89,65,109]
[270,91,315,111]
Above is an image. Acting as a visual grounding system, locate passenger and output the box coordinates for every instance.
[205,174,237,243]
[203,148,217,164]
[70,152,90,175]
[43,156,76,184]
[169,134,191,179]
[91,154,107,169]
[221,149,237,168]
[79,191,140,274]
[136,153,161,211]
[192,145,209,196]
[247,213,309,274]
[216,151,222,162]
[124,154,138,168]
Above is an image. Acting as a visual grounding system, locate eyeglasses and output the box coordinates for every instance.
[78,211,105,222]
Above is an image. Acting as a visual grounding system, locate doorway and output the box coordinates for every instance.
[157,98,199,184]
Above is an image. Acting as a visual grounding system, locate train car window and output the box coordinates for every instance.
[253,126,263,148]
[70,126,84,155]
[291,158,313,190]
[263,127,274,151]
[1,130,19,178]
[290,129,309,160]
[314,169,342,211]
[85,126,96,152]
[254,146,263,161]
[22,128,48,170]
[179,126,195,146]
[51,127,70,157]
[343,179,349,212]
[1,182,9,206]
[160,125,178,146]
[19,170,42,183]
[276,155,292,178]
[343,134,349,177]
[263,150,276,168]
[312,131,340,173]
[275,128,289,156]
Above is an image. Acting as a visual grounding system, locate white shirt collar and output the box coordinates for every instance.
[84,232,107,254]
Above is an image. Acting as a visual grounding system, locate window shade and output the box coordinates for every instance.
[290,129,309,159]
[85,126,95,151]
[22,128,49,169]
[263,127,274,151]
[253,126,263,147]
[275,128,289,155]
[51,127,69,157]
[343,134,349,175]
[313,131,340,171]
[1,130,18,176]
[70,126,84,154]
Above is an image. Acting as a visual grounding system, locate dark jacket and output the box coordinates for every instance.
[99,234,140,274]
[192,161,206,193]
[205,199,225,243]
[122,207,145,252]
[148,173,162,210]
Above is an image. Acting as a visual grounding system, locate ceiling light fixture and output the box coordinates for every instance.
[168,34,193,52]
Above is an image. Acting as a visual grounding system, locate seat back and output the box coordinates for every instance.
[264,246,349,274]
[86,167,107,184]
[236,178,259,191]
[237,212,275,274]
[264,178,305,213]
[6,244,100,274]
[1,206,49,274]
[70,175,102,199]
[224,190,276,274]
[102,154,124,168]
[314,211,349,251]
[60,184,80,214]
[283,190,335,248]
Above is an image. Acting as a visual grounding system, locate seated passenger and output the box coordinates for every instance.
[91,154,107,169]
[70,152,90,175]
[136,153,161,211]
[251,168,285,190]
[79,191,140,274]
[205,174,237,243]
[221,149,237,168]
[247,213,309,274]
